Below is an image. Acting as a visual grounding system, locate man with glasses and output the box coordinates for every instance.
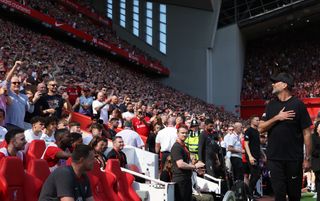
[5,61,35,129]
[0,61,21,119]
[38,79,72,119]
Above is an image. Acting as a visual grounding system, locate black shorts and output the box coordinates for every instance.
[243,162,250,175]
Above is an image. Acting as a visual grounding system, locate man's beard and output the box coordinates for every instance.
[272,88,280,95]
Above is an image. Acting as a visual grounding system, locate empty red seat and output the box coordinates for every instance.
[0,157,26,201]
[26,140,46,168]
[106,159,141,201]
[25,159,50,201]
[87,160,121,201]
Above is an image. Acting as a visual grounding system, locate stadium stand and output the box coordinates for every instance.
[242,24,320,100]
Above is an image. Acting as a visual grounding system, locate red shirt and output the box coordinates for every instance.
[241,137,247,163]
[43,146,63,167]
[131,117,150,137]
[66,86,80,105]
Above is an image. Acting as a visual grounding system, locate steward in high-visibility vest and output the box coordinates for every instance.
[185,119,201,160]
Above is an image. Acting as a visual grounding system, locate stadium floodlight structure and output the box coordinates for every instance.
[218,0,314,27]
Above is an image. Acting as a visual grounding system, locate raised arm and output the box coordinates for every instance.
[5,61,22,82]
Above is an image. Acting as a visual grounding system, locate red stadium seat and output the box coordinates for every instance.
[127,164,141,173]
[87,160,121,201]
[25,140,46,168]
[106,159,141,201]
[71,112,92,131]
[0,157,26,201]
[25,159,50,201]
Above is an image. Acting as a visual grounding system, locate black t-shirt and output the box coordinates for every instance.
[39,166,92,201]
[244,127,261,160]
[206,134,221,163]
[160,170,172,182]
[106,148,127,168]
[171,142,192,182]
[146,132,156,153]
[198,131,209,163]
[262,96,312,160]
[38,94,64,118]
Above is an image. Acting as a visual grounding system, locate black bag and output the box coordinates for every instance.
[231,180,248,201]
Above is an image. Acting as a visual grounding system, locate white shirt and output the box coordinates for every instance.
[0,126,7,142]
[92,100,109,124]
[116,128,144,148]
[228,133,242,159]
[155,126,177,152]
[24,129,42,143]
[0,147,24,161]
[122,111,135,120]
[224,133,232,158]
[40,133,56,143]
[82,134,93,145]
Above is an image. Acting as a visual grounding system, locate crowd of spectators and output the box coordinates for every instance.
[242,25,320,100]
[23,0,159,63]
[0,15,239,130]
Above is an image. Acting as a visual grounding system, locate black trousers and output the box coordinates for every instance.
[248,163,261,196]
[173,178,192,201]
[315,170,320,201]
[268,160,303,201]
[161,151,170,169]
[231,157,244,181]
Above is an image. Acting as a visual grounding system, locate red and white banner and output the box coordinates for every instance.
[0,0,170,75]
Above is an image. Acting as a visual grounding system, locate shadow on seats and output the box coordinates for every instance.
[26,140,46,168]
[0,157,41,201]
[87,160,121,201]
[106,159,141,201]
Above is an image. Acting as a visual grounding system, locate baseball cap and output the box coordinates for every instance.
[270,72,294,87]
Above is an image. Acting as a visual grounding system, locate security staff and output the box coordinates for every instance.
[171,124,204,201]
[185,119,201,160]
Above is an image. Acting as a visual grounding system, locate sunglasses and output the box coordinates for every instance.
[50,84,57,87]
[12,82,21,85]
[0,71,6,75]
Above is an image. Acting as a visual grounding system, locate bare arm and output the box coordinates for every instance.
[60,197,74,201]
[62,93,73,112]
[56,151,71,159]
[5,61,22,82]
[303,127,312,170]
[155,143,160,154]
[258,107,295,133]
[228,145,242,154]
[176,159,195,170]
[244,141,255,165]
[72,97,80,110]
